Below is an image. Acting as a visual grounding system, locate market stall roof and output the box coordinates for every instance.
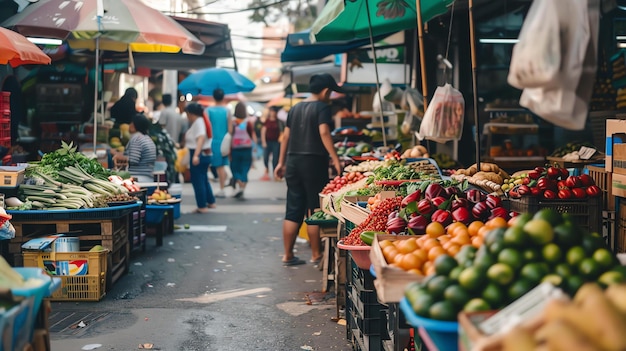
[281,29,388,63]
[130,16,233,70]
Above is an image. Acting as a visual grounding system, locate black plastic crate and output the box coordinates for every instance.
[352,325,383,351]
[509,196,601,233]
[349,254,375,290]
[350,308,385,335]
[349,285,387,320]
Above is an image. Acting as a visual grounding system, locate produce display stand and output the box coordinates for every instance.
[7,202,140,290]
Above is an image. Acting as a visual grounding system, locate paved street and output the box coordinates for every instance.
[49,160,353,351]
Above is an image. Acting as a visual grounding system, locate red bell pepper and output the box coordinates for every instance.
[451,197,469,212]
[430,196,448,209]
[527,170,541,180]
[452,207,473,225]
[572,187,587,199]
[417,199,435,215]
[386,217,407,234]
[547,167,561,179]
[565,176,581,189]
[471,201,490,221]
[537,177,556,192]
[517,185,531,196]
[485,194,502,209]
[401,190,421,207]
[530,187,542,197]
[425,183,444,200]
[407,215,429,235]
[579,174,594,187]
[543,189,557,199]
[560,168,569,179]
[466,189,483,203]
[431,209,452,227]
[557,188,572,199]
[489,207,510,221]
[586,185,601,198]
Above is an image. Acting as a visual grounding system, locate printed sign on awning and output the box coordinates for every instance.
[343,44,410,85]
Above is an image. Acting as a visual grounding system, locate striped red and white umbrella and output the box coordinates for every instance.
[1,0,204,55]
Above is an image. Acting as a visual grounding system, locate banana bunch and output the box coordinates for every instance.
[502,283,626,351]
[19,184,98,210]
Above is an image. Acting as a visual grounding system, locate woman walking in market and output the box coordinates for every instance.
[274,74,343,266]
[260,105,284,181]
[206,89,232,198]
[229,102,257,198]
[183,103,216,213]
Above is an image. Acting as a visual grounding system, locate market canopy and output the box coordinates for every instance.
[281,29,388,63]
[311,0,455,42]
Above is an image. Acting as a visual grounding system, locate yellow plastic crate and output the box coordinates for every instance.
[22,250,108,302]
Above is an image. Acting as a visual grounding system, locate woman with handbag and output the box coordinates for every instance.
[183,103,216,213]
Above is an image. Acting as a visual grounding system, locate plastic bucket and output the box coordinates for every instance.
[400,298,459,351]
[11,268,53,343]
[173,195,181,219]
[169,183,182,197]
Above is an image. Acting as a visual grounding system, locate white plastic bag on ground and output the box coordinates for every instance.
[507,0,561,89]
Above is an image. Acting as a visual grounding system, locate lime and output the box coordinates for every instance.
[184,224,190,229]
[427,276,453,299]
[487,263,515,286]
[474,250,496,271]
[593,248,617,269]
[459,266,487,292]
[485,227,506,247]
[520,262,549,284]
[542,244,563,265]
[566,246,586,268]
[455,245,477,267]
[488,239,506,256]
[554,263,573,278]
[522,248,541,262]
[503,226,528,247]
[523,219,554,246]
[497,248,524,271]
[409,290,434,318]
[533,209,563,226]
[482,283,504,308]
[598,271,626,287]
[429,300,458,321]
[444,284,472,308]
[542,274,563,287]
[565,275,585,295]
[581,234,607,255]
[508,278,535,302]
[434,254,458,276]
[449,266,464,281]
[463,298,492,313]
[579,258,601,279]
[512,213,533,228]
[553,222,581,247]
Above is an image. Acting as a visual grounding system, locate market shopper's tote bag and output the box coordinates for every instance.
[220,133,232,157]
[416,84,464,143]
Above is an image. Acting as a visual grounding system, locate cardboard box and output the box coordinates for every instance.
[369,234,423,303]
[614,144,626,175]
[605,119,626,172]
[458,311,500,351]
[613,172,626,198]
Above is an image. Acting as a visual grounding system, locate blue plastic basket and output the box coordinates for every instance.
[8,268,53,348]
[0,295,34,351]
[400,297,459,351]
[145,204,174,224]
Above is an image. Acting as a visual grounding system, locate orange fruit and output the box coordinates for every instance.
[438,235,451,245]
[379,239,394,250]
[452,231,471,246]
[426,222,446,238]
[471,235,484,248]
[453,227,470,239]
[382,245,399,263]
[450,223,468,236]
[447,243,461,257]
[408,268,423,276]
[447,222,465,235]
[422,238,440,251]
[428,246,447,261]
[397,238,419,254]
[477,225,492,238]
[486,217,508,230]
[399,253,423,271]
[422,260,434,273]
[416,235,428,246]
[425,264,437,276]
[413,248,428,262]
[392,253,405,265]
[468,221,484,236]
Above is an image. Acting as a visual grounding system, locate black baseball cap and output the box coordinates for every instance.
[309,73,346,94]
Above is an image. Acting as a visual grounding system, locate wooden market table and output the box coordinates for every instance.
[6,202,141,289]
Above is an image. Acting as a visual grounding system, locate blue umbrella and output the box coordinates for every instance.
[178,67,256,95]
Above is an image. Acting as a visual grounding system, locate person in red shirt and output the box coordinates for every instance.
[260,105,284,181]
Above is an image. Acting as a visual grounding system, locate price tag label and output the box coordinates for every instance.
[578,146,596,160]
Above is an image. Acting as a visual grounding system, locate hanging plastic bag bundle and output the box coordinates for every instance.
[507,0,562,89]
[417,83,465,143]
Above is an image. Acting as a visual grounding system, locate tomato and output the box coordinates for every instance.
[557,188,572,199]
[585,185,601,198]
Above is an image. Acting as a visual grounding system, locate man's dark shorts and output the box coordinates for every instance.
[285,155,329,223]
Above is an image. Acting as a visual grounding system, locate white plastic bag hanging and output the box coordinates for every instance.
[507,0,561,89]
[417,83,465,143]
[519,0,592,130]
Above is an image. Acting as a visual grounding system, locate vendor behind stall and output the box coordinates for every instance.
[112,113,157,182]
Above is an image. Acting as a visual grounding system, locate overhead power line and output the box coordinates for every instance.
[166,0,292,16]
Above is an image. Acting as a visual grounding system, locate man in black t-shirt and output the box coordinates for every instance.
[275,74,343,266]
